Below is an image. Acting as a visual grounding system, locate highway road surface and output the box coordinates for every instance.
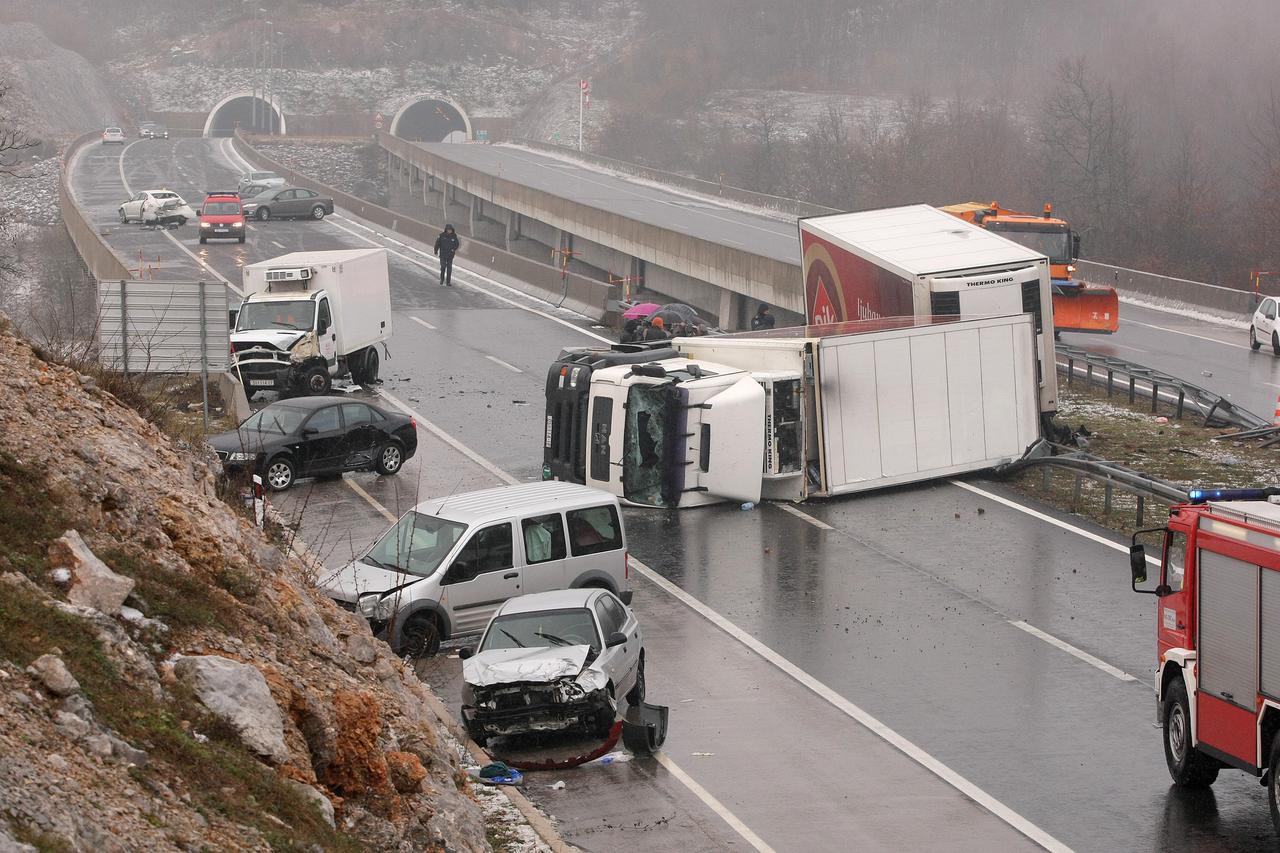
[68,135,1280,852]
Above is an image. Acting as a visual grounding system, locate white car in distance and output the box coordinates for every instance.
[119,190,196,226]
[1251,296,1280,355]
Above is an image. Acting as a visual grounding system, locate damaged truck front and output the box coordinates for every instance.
[232,248,392,398]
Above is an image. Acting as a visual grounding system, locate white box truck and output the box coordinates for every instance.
[231,248,392,397]
[800,204,1058,415]
[543,313,1042,508]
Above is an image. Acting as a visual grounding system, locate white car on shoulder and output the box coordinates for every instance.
[119,190,196,226]
[458,587,645,746]
[1251,296,1280,355]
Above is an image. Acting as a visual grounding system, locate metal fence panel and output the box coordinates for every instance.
[98,279,230,373]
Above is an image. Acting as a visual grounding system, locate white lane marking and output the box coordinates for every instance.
[1009,621,1137,682]
[1122,318,1250,352]
[271,240,287,249]
[653,752,776,853]
[774,502,833,531]
[484,354,522,373]
[410,316,437,330]
[326,442,772,852]
[361,388,1070,851]
[949,480,1159,567]
[117,139,243,295]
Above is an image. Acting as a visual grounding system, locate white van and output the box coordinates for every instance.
[322,482,633,656]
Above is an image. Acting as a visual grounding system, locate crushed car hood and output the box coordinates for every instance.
[230,329,306,351]
[464,646,591,688]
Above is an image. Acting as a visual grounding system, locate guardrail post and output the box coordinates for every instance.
[1041,467,1051,492]
[1106,368,1114,397]
[1128,376,1136,404]
[1103,481,1113,516]
[1151,382,1159,413]
[1136,495,1145,526]
[1067,356,1074,386]
[1086,363,1094,387]
[1072,474,1082,509]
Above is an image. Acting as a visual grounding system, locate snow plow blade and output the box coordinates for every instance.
[1052,284,1119,334]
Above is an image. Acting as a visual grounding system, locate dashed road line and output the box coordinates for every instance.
[774,502,833,530]
[410,316,437,330]
[1009,621,1137,682]
[484,354,522,373]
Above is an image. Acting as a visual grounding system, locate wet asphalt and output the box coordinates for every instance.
[70,138,1280,852]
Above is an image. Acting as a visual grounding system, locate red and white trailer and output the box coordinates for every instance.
[1130,488,1280,832]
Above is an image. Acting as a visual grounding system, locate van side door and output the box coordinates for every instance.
[519,513,568,594]
[440,522,520,636]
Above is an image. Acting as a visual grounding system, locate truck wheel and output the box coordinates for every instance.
[1269,735,1280,837]
[300,365,330,395]
[263,456,295,492]
[1163,678,1219,787]
[398,614,441,658]
[375,442,404,475]
[311,205,326,220]
[359,347,379,384]
[1251,327,1261,351]
[257,207,271,221]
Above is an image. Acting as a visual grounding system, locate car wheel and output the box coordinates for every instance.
[1273,331,1280,357]
[375,442,404,475]
[1163,677,1219,787]
[119,209,127,223]
[199,235,207,244]
[311,205,326,220]
[257,207,270,221]
[238,234,246,244]
[264,456,295,492]
[1250,327,1261,351]
[592,687,617,738]
[300,365,330,395]
[626,653,646,706]
[464,715,488,748]
[398,614,441,658]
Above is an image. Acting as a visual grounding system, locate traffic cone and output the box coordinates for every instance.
[1273,394,1280,426]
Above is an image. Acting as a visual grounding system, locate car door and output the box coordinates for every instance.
[281,189,304,217]
[519,513,568,593]
[316,298,337,368]
[440,522,521,636]
[339,403,379,470]
[293,189,316,215]
[1258,298,1277,340]
[297,404,346,475]
[125,192,145,220]
[592,593,639,695]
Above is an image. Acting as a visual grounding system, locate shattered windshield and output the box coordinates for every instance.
[363,511,467,578]
[480,608,601,654]
[622,383,683,508]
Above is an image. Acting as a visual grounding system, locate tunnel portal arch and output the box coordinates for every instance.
[389,95,471,143]
[204,92,286,138]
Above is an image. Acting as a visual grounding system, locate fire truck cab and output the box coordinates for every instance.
[1130,488,1280,834]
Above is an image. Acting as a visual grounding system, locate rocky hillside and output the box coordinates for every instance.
[0,22,122,139]
[0,311,496,851]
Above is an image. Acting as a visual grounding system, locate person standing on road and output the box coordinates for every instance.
[751,303,776,331]
[642,316,669,341]
[434,224,460,286]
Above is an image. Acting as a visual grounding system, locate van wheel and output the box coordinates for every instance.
[398,614,441,658]
[1251,327,1261,350]
[1164,678,1219,787]
[464,715,488,748]
[626,653,645,705]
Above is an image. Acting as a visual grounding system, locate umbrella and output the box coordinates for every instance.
[654,303,705,328]
[622,302,661,320]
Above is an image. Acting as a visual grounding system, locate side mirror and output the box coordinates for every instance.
[606,631,627,648]
[228,308,239,330]
[301,427,318,436]
[447,561,477,583]
[457,647,473,660]
[1129,544,1147,587]
[1071,233,1081,260]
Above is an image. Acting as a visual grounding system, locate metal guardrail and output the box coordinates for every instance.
[59,131,134,282]
[1055,344,1268,430]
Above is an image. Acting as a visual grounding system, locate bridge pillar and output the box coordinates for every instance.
[718,289,741,331]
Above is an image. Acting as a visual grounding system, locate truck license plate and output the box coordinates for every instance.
[250,379,274,386]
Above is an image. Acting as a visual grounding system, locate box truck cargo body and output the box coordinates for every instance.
[232,248,392,396]
[544,313,1042,508]
[799,204,1057,415]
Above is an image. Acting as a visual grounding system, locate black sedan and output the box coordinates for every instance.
[208,397,417,491]
[240,186,335,221]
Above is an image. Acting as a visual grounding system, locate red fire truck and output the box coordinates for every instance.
[1129,487,1280,833]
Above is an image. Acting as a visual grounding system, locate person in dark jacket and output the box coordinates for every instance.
[434,224,460,285]
[642,316,669,341]
[751,303,776,331]
[620,318,642,343]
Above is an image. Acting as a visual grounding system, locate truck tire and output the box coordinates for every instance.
[1163,678,1220,787]
[375,441,404,475]
[299,365,330,395]
[1250,327,1261,350]
[1269,735,1280,837]
[357,347,379,384]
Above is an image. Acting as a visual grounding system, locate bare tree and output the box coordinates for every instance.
[739,98,793,195]
[1244,88,1280,277]
[0,84,39,178]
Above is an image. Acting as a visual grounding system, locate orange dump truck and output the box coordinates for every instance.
[941,202,1119,335]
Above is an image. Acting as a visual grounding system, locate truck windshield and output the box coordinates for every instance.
[363,511,467,578]
[622,384,683,508]
[237,300,314,332]
[986,225,1072,265]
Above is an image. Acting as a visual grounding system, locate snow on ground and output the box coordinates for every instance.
[1118,293,1251,329]
[254,140,378,198]
[445,732,550,853]
[0,155,62,226]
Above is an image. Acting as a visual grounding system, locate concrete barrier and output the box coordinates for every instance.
[1076,260,1259,317]
[232,132,616,320]
[60,132,134,282]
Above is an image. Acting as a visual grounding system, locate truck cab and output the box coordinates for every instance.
[231,277,336,396]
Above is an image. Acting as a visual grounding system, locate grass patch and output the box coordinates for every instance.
[98,545,244,637]
[0,453,71,582]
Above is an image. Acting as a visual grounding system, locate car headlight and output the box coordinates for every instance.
[227,451,256,462]
[357,592,393,620]
[232,221,244,227]
[199,221,211,228]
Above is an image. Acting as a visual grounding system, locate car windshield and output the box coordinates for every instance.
[239,406,308,435]
[203,201,240,215]
[480,608,601,653]
[363,511,468,578]
[236,299,314,331]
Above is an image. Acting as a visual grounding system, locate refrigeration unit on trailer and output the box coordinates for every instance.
[799,204,1057,415]
[232,248,392,396]
[1128,487,1280,836]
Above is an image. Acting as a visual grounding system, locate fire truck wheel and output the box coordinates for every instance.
[1270,735,1280,836]
[1163,678,1220,787]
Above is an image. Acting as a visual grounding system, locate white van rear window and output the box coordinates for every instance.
[566,506,622,556]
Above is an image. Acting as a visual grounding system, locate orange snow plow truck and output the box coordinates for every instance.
[941,201,1119,335]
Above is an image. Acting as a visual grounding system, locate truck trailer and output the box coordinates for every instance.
[799,204,1058,415]
[544,312,1042,508]
[1129,488,1280,835]
[231,248,392,397]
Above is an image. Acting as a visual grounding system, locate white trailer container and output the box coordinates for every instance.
[800,204,1058,414]
[544,313,1042,508]
[233,248,391,396]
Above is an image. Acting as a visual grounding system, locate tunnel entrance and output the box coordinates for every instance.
[204,93,286,137]
[390,96,471,143]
